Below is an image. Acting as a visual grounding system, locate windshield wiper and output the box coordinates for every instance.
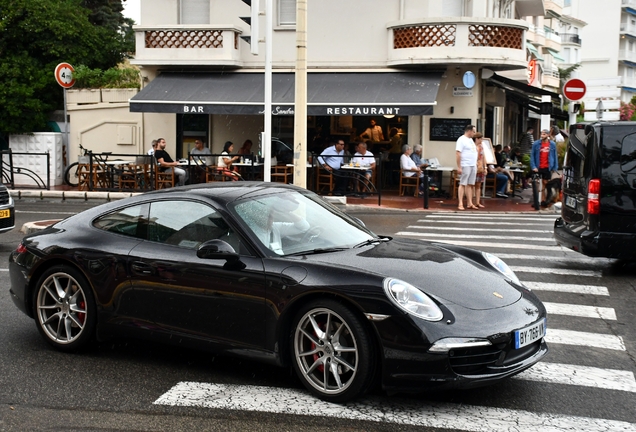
[285,247,350,257]
[353,237,391,248]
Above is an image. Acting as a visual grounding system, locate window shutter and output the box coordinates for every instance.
[279,0,296,26]
[181,0,210,25]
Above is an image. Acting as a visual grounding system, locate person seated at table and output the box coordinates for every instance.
[155,138,187,186]
[400,145,424,196]
[486,163,510,198]
[190,139,212,165]
[410,145,429,170]
[318,139,347,195]
[352,142,376,191]
[238,140,253,157]
[147,139,157,156]
[218,141,241,181]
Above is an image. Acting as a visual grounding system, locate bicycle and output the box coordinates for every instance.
[63,144,90,187]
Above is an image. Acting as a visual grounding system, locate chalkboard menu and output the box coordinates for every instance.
[429,118,472,142]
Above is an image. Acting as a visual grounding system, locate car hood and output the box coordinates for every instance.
[299,238,522,310]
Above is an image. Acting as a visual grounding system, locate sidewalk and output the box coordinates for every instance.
[11,183,559,214]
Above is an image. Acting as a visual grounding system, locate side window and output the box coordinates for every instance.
[620,133,636,173]
[278,0,296,26]
[147,200,248,253]
[93,204,148,239]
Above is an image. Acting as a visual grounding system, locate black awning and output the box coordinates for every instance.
[489,73,561,99]
[129,72,442,116]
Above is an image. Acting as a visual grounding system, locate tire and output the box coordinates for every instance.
[64,162,80,187]
[291,299,375,403]
[34,266,96,352]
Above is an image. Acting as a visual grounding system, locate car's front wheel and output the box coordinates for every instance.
[34,266,96,352]
[291,299,375,402]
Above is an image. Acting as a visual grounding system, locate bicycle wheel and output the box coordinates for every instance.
[64,162,80,187]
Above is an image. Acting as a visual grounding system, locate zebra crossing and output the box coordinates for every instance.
[154,212,636,431]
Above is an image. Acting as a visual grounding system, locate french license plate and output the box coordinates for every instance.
[0,209,10,219]
[565,195,577,209]
[514,318,546,349]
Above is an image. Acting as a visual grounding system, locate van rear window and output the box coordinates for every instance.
[620,133,636,173]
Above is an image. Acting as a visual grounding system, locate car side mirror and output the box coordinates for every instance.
[197,239,246,270]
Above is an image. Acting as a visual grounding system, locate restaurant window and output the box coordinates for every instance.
[279,0,296,26]
[180,0,210,25]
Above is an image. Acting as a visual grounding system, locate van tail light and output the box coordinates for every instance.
[15,242,27,254]
[587,179,601,215]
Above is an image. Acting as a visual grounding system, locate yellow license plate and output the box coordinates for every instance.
[0,209,11,219]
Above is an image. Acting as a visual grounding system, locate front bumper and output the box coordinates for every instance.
[0,198,15,233]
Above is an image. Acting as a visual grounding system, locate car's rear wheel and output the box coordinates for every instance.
[291,299,375,402]
[34,266,96,352]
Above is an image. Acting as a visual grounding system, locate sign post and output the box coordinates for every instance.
[54,63,75,164]
[563,78,586,126]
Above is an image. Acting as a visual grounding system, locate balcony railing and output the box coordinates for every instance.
[620,22,636,36]
[619,49,636,63]
[132,25,244,66]
[388,17,528,68]
[560,33,581,46]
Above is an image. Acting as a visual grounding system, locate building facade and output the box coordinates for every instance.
[67,0,569,174]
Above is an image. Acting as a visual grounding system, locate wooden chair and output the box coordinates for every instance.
[271,165,293,183]
[399,172,419,197]
[316,168,334,194]
[154,164,175,189]
[77,164,91,191]
[118,156,153,191]
[204,165,221,182]
[484,174,498,198]
[451,170,460,199]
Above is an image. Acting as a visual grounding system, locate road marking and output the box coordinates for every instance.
[510,266,602,277]
[408,226,553,233]
[497,253,614,265]
[422,215,557,221]
[422,214,557,219]
[404,238,563,251]
[546,329,625,351]
[544,302,617,320]
[154,382,636,431]
[0,269,8,272]
[524,281,609,296]
[397,232,554,242]
[515,362,636,393]
[414,220,549,226]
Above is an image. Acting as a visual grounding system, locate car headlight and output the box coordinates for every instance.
[383,278,443,322]
[482,252,520,285]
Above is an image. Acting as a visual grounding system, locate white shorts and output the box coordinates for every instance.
[459,165,476,186]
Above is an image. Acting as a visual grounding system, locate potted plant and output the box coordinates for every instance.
[66,65,141,103]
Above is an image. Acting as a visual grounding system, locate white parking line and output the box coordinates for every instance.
[154,382,636,431]
[515,362,636,393]
[544,302,617,320]
[524,282,609,296]
[546,329,625,351]
[510,266,602,277]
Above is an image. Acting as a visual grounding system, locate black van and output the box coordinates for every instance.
[554,121,636,260]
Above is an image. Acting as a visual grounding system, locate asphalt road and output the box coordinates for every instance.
[1,198,635,431]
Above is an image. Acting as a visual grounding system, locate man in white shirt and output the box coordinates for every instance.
[352,142,376,183]
[361,119,385,142]
[455,125,477,210]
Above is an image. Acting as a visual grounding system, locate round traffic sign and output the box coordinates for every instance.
[563,78,586,101]
[55,63,75,89]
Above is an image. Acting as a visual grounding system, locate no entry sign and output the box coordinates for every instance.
[563,78,586,101]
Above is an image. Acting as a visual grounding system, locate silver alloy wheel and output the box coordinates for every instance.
[36,272,88,344]
[293,307,359,395]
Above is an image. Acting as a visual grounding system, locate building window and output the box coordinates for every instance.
[564,0,571,6]
[180,0,210,25]
[279,0,296,26]
[563,47,571,63]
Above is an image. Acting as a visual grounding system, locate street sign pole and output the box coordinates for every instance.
[54,63,75,165]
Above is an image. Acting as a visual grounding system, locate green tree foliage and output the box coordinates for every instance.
[0,0,134,134]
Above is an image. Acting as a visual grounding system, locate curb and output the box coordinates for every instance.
[13,190,142,201]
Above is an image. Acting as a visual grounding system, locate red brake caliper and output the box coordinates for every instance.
[78,301,86,324]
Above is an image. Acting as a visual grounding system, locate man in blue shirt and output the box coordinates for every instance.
[318,139,347,194]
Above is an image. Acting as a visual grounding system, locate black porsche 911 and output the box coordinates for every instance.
[9,182,547,402]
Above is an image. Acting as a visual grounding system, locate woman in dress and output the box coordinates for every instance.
[218,141,241,181]
[473,132,488,208]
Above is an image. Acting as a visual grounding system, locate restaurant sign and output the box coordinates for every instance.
[171,104,433,116]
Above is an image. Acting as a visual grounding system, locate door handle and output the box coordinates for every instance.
[131,261,153,275]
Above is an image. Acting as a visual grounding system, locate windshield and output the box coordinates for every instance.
[231,190,375,256]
